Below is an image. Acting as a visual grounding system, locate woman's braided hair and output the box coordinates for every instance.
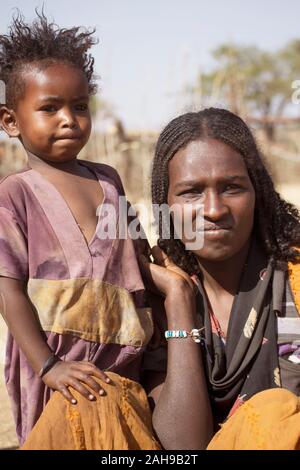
[151,108,300,274]
[0,10,98,108]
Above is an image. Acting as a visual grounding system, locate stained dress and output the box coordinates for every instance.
[0,161,153,445]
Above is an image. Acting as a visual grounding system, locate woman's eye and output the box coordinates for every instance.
[224,184,242,192]
[181,191,203,198]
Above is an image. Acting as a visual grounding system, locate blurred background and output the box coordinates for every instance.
[0,0,299,449]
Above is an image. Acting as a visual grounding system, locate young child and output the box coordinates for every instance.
[0,12,154,446]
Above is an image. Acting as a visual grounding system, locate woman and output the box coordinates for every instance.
[141,107,300,450]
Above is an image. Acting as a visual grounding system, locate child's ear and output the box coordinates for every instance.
[0,106,20,138]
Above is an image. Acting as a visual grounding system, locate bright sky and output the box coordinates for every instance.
[1,0,300,130]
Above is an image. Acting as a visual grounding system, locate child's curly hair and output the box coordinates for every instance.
[0,10,98,108]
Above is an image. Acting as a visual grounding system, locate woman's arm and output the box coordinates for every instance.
[140,250,213,450]
[0,277,111,403]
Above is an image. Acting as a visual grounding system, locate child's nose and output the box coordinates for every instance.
[60,109,77,128]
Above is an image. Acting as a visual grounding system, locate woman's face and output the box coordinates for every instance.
[167,138,256,262]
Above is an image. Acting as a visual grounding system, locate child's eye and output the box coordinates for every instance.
[75,103,88,111]
[40,106,57,113]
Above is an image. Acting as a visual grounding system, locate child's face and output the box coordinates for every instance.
[11,63,92,162]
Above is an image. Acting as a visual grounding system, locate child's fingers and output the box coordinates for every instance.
[73,371,106,396]
[66,377,97,401]
[77,362,112,384]
[58,384,77,405]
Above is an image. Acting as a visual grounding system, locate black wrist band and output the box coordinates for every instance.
[38,353,60,378]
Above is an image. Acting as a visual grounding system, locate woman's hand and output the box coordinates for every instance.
[139,245,197,297]
[42,360,112,404]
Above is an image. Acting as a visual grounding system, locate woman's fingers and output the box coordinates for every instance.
[141,245,198,297]
[136,237,152,260]
[151,246,196,291]
[151,246,173,267]
[141,254,183,295]
[139,254,161,294]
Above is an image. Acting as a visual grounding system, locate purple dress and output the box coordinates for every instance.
[0,161,153,445]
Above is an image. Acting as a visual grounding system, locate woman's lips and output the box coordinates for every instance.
[197,224,232,239]
[203,228,231,239]
[203,223,232,231]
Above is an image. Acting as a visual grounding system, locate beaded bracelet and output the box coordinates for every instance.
[165,327,204,343]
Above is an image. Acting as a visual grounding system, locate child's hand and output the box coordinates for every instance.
[42,360,112,404]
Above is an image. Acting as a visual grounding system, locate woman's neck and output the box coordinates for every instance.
[197,241,251,296]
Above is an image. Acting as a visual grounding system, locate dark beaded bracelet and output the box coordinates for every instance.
[38,353,60,378]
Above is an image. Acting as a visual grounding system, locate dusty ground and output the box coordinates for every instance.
[0,183,299,449]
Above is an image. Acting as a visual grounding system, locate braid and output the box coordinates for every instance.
[151,108,300,272]
[152,113,210,275]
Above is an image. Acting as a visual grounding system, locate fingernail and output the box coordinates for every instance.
[71,399,77,404]
[89,394,95,400]
[105,377,111,383]
[99,389,105,396]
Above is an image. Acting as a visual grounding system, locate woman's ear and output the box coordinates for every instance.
[0,106,20,138]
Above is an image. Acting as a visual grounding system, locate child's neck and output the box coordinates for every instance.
[27,151,84,176]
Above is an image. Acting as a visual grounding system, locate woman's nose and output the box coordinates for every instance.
[203,190,229,220]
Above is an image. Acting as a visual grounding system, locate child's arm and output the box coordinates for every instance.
[0,277,111,403]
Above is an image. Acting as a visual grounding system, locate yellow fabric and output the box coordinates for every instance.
[28,278,153,346]
[207,388,300,450]
[208,262,300,450]
[22,372,161,450]
[22,259,300,451]
[289,258,300,316]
